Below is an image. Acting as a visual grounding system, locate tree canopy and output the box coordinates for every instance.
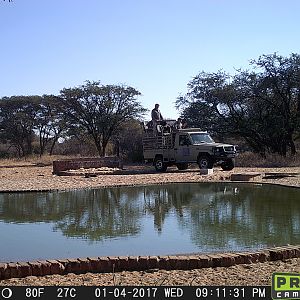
[1,53,300,159]
[60,81,147,156]
[0,81,146,158]
[0,95,68,157]
[177,53,300,156]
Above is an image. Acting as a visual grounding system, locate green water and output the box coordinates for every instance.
[0,182,299,262]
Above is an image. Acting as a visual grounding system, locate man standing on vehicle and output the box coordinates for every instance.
[151,103,163,134]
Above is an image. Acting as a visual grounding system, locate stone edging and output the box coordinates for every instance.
[1,246,300,280]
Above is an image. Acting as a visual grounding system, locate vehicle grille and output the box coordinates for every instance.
[224,146,235,152]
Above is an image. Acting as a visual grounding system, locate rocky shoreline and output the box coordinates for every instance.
[0,164,299,286]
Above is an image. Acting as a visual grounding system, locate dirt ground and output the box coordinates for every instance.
[0,163,299,286]
[0,164,299,192]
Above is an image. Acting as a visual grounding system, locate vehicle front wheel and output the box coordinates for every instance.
[198,155,214,169]
[154,156,167,172]
[221,158,235,171]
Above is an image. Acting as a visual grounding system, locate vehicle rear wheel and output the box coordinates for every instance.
[198,155,214,169]
[154,156,167,172]
[176,163,189,170]
[221,158,235,171]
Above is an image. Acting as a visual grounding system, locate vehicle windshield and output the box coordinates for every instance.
[190,133,214,144]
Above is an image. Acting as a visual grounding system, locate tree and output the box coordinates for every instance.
[0,95,69,157]
[177,53,300,156]
[249,53,300,155]
[0,96,39,156]
[176,72,230,137]
[115,119,144,162]
[34,95,68,156]
[60,81,147,156]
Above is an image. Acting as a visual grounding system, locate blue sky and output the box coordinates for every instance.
[1,0,300,120]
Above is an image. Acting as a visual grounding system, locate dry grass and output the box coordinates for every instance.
[236,152,300,168]
[0,155,72,167]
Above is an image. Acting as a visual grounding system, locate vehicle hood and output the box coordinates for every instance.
[193,142,235,147]
[212,143,235,147]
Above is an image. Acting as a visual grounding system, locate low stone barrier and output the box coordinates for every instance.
[231,172,262,181]
[52,157,123,175]
[1,246,300,280]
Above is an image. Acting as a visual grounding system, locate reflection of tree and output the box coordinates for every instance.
[0,192,67,222]
[186,184,300,251]
[54,189,142,240]
[0,188,143,241]
[142,183,216,232]
[143,187,171,232]
[1,183,300,251]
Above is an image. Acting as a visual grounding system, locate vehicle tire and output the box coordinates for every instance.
[176,163,189,170]
[198,155,214,169]
[221,158,235,171]
[154,156,167,172]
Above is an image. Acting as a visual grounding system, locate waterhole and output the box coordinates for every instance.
[0,183,299,261]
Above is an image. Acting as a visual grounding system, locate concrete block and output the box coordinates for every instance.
[137,256,149,270]
[117,256,129,270]
[47,260,65,275]
[87,257,102,272]
[207,254,224,267]
[157,256,171,270]
[173,256,192,270]
[38,261,52,276]
[284,245,300,257]
[78,258,92,273]
[197,255,212,268]
[234,253,253,264]
[108,257,119,272]
[148,256,159,269]
[127,256,139,271]
[98,257,112,273]
[231,173,262,181]
[0,263,7,280]
[66,259,82,274]
[189,255,200,269]
[28,261,43,276]
[17,262,32,277]
[248,252,269,263]
[8,263,20,278]
[200,168,213,175]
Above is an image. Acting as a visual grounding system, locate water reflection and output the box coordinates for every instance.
[0,189,142,240]
[0,183,299,260]
[187,184,300,251]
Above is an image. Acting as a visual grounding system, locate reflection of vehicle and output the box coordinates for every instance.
[142,126,237,172]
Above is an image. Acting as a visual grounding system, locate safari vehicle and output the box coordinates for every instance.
[142,124,237,172]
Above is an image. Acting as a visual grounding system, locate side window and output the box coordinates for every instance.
[179,135,190,146]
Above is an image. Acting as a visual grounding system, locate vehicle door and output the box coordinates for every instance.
[175,134,192,162]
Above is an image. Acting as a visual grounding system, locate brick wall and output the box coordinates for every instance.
[53,157,123,175]
[1,245,300,280]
